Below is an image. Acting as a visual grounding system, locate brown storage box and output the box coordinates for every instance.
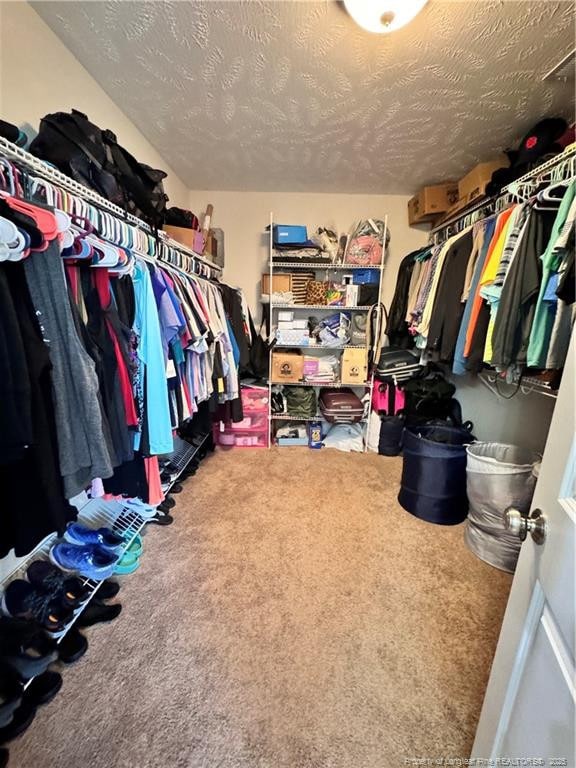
[408,183,459,225]
[271,352,303,383]
[262,273,293,294]
[458,157,508,205]
[164,224,203,251]
[341,348,368,385]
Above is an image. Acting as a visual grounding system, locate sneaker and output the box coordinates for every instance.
[2,580,73,634]
[0,747,8,768]
[0,664,23,728]
[122,499,158,520]
[0,618,58,680]
[24,671,62,707]
[98,581,120,601]
[64,524,125,553]
[113,551,140,576]
[146,512,173,526]
[169,483,183,494]
[77,601,121,628]
[58,628,88,664]
[158,497,175,512]
[124,535,143,558]
[0,700,36,745]
[26,561,91,609]
[50,544,118,581]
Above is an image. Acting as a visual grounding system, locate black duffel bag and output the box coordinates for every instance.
[29,109,168,228]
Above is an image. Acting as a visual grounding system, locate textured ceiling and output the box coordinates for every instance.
[32,1,575,194]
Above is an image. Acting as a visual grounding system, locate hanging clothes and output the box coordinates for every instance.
[452,218,496,376]
[0,262,77,558]
[527,181,576,368]
[385,250,419,348]
[23,237,114,497]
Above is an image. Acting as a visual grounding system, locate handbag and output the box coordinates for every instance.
[305,280,328,305]
[240,311,273,380]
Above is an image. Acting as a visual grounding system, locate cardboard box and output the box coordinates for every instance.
[408,183,459,225]
[458,157,508,205]
[262,273,292,295]
[164,225,204,252]
[341,348,368,385]
[271,352,303,383]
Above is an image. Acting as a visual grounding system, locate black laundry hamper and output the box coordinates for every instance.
[398,424,472,525]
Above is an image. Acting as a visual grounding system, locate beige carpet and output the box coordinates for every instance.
[10,449,512,768]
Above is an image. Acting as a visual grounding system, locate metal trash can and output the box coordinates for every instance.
[464,443,539,573]
[398,424,473,525]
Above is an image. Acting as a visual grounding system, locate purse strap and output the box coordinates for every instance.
[367,302,389,367]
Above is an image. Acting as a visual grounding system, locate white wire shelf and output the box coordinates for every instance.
[271,261,384,270]
[271,413,368,422]
[478,369,559,399]
[271,304,372,310]
[269,380,370,388]
[274,344,367,350]
[0,494,147,691]
[160,433,211,492]
[0,136,221,276]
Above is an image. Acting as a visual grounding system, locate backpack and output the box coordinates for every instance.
[29,109,168,228]
[284,386,317,418]
[401,372,456,424]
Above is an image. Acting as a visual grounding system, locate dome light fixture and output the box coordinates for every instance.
[343,0,429,34]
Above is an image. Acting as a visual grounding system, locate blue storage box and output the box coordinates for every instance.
[352,269,380,285]
[273,225,308,246]
[277,436,310,446]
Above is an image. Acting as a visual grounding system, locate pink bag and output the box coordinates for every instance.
[346,235,382,266]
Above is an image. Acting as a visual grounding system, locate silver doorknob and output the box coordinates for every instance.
[505,507,547,545]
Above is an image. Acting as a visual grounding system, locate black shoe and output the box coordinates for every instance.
[3,580,74,634]
[0,747,8,768]
[158,497,175,512]
[0,618,58,680]
[0,700,36,745]
[169,483,183,494]
[58,627,88,664]
[24,671,62,707]
[98,580,120,601]
[0,664,23,728]
[26,561,91,609]
[147,512,174,526]
[77,601,122,628]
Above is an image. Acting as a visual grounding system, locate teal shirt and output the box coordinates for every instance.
[527,181,576,368]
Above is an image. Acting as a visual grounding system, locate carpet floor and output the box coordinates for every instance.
[10,449,512,768]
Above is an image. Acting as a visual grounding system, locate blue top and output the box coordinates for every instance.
[132,260,174,455]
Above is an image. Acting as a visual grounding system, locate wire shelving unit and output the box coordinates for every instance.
[266,213,388,449]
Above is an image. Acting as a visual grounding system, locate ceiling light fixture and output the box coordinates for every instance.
[344,0,429,34]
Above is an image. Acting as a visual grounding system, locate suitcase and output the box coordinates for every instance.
[375,347,422,383]
[319,388,364,423]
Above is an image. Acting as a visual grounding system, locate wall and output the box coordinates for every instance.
[0,1,189,206]
[187,190,429,313]
[451,376,556,454]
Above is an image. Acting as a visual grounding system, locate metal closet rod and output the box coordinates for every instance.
[0,136,222,278]
[430,143,576,243]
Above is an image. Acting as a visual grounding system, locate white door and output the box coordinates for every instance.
[472,331,576,764]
